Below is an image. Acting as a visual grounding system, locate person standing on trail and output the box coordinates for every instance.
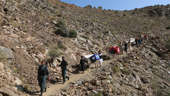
[138,38,143,45]
[124,41,128,53]
[135,38,139,47]
[38,60,49,96]
[98,50,103,67]
[59,56,69,83]
[80,56,87,72]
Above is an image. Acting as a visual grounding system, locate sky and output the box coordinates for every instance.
[61,0,170,10]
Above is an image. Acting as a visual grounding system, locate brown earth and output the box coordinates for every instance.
[0,0,169,96]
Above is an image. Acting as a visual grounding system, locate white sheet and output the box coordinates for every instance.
[84,54,93,59]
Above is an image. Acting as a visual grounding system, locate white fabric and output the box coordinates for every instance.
[84,54,93,59]
[130,38,135,43]
[99,59,103,65]
[168,71,170,74]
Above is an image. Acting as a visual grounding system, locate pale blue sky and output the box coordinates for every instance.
[61,0,170,10]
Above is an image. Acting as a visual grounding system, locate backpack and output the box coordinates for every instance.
[38,65,48,76]
[90,54,100,61]
[90,54,97,63]
[95,54,100,60]
[91,55,96,60]
[115,46,120,54]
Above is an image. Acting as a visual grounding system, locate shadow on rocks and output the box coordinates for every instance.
[16,85,39,95]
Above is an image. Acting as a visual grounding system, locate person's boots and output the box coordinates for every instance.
[40,90,43,96]
[67,76,69,80]
[63,76,65,84]
[44,87,47,92]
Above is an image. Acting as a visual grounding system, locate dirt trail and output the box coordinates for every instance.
[44,60,117,96]
[44,66,93,96]
[43,52,128,96]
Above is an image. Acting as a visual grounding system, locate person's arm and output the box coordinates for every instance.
[80,59,82,64]
[59,61,62,67]
[46,66,49,76]
[37,66,41,80]
[47,69,49,76]
[65,61,68,66]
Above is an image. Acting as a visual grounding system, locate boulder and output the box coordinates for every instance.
[0,46,14,59]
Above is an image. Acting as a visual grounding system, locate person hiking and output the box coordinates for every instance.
[124,41,128,53]
[38,60,49,96]
[98,50,103,67]
[80,56,87,72]
[98,50,102,56]
[59,56,69,83]
[135,38,139,47]
[137,38,142,46]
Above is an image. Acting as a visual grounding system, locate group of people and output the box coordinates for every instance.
[38,56,69,96]
[37,34,147,96]
[123,35,147,53]
[37,53,99,96]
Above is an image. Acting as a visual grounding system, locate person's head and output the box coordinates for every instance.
[41,60,45,65]
[81,56,84,59]
[98,50,101,54]
[62,56,65,60]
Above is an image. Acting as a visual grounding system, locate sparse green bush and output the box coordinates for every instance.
[112,65,120,73]
[55,20,69,37]
[56,20,65,28]
[56,28,68,37]
[55,21,77,38]
[98,6,102,10]
[57,40,67,50]
[92,92,103,96]
[48,48,62,58]
[48,42,66,58]
[121,68,131,75]
[69,30,77,38]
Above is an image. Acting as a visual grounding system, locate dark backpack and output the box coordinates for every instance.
[38,65,48,76]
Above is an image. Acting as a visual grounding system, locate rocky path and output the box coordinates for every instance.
[43,52,128,96]
[44,67,93,96]
[37,45,155,96]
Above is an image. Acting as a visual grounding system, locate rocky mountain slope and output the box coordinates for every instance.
[0,0,169,96]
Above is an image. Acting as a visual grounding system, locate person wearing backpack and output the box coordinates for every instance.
[59,56,69,83]
[98,50,103,67]
[38,60,49,96]
[124,41,128,53]
[80,56,88,72]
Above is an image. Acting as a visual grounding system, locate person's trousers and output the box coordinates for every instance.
[39,76,47,95]
[62,69,66,82]
[81,63,85,71]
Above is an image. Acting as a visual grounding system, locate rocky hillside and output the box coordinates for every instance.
[0,0,169,96]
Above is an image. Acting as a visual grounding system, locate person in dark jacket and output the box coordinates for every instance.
[59,56,69,83]
[80,56,87,72]
[138,38,142,45]
[124,42,128,52]
[38,60,49,96]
